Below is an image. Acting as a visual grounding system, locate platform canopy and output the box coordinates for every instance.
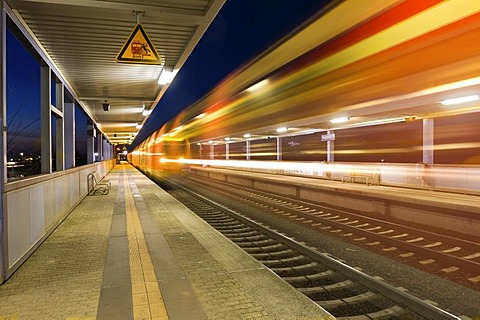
[4,0,225,145]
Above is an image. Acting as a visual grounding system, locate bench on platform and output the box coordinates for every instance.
[342,169,380,186]
[87,171,111,195]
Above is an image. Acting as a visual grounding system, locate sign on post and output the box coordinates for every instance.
[321,133,335,141]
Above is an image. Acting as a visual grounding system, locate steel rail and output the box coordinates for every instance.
[169,177,461,320]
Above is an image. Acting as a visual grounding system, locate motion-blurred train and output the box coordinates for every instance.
[130,1,480,194]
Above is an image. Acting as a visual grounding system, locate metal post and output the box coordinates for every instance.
[0,0,7,282]
[210,145,214,160]
[327,130,334,162]
[40,65,52,173]
[246,140,250,160]
[103,139,107,160]
[64,102,75,168]
[423,119,434,164]
[55,82,64,171]
[276,137,282,161]
[87,124,95,164]
[97,134,103,161]
[225,143,229,160]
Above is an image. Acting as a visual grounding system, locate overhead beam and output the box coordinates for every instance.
[6,0,209,23]
[79,96,156,102]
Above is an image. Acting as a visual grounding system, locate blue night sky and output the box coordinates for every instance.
[6,29,41,157]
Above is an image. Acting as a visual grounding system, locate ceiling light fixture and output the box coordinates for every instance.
[276,127,288,133]
[102,100,110,111]
[158,67,177,85]
[440,95,479,105]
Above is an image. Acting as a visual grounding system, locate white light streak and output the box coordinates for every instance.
[330,117,350,124]
[440,95,479,105]
[246,79,269,92]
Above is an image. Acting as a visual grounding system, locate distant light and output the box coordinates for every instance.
[122,150,128,155]
[246,79,269,92]
[197,143,201,145]
[243,133,252,138]
[158,69,177,85]
[440,95,479,105]
[225,137,231,141]
[136,124,143,129]
[208,140,214,144]
[330,117,350,124]
[276,127,288,133]
[195,113,206,119]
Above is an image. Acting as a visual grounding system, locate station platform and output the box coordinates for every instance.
[0,164,332,320]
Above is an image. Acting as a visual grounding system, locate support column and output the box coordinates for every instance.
[246,140,250,160]
[64,102,75,168]
[40,66,52,173]
[97,134,103,162]
[225,143,229,160]
[1,0,7,282]
[87,124,95,164]
[276,137,282,161]
[209,145,214,160]
[423,119,434,164]
[55,82,64,171]
[327,130,334,162]
[103,140,108,160]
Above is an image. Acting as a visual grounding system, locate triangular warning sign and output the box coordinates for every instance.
[116,24,162,65]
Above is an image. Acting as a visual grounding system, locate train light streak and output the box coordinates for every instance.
[246,79,269,92]
[195,113,206,119]
[330,117,350,124]
[440,95,479,106]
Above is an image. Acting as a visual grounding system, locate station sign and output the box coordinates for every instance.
[116,24,162,65]
[321,133,335,141]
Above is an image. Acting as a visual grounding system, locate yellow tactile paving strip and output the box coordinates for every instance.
[124,173,169,320]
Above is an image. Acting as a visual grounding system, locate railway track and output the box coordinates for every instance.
[186,175,480,285]
[153,175,461,320]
